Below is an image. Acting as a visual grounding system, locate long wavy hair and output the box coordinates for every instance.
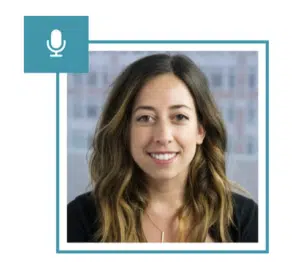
[88,53,234,242]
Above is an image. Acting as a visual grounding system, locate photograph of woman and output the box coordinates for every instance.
[67,53,258,243]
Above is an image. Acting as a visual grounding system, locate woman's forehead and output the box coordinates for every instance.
[133,74,196,108]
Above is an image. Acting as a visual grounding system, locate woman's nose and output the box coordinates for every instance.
[153,122,173,145]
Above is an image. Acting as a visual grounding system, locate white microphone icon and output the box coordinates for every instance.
[46,29,66,58]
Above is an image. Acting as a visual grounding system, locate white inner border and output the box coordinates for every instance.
[59,43,267,251]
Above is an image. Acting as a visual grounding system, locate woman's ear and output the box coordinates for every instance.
[196,124,206,145]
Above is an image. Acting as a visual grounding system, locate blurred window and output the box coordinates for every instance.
[88,71,98,87]
[87,104,99,118]
[228,68,236,88]
[211,71,223,88]
[247,136,257,154]
[71,129,86,149]
[248,67,257,89]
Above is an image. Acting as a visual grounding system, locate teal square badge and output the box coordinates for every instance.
[24,16,89,73]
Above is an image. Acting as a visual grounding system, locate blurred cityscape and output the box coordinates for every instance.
[67,51,258,203]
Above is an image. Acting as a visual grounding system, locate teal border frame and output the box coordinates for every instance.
[57,40,269,254]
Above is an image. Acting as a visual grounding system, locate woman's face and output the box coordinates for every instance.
[130,73,205,181]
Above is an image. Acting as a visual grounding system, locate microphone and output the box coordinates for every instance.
[46,29,66,58]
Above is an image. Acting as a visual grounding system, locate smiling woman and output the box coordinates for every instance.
[67,53,258,243]
[130,73,205,184]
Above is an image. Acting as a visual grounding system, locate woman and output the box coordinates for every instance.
[67,53,258,243]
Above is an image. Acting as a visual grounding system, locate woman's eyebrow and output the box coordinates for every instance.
[133,104,192,113]
[169,104,192,110]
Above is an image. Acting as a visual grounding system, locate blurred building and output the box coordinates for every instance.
[67,51,258,203]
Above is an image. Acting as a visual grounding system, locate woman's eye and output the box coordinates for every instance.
[137,115,153,122]
[175,114,189,121]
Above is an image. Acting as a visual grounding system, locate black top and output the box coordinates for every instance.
[67,191,258,242]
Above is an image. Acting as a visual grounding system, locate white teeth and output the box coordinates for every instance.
[150,153,177,160]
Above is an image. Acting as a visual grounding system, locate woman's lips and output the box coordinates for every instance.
[148,152,179,165]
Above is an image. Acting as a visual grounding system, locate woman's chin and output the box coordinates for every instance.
[145,171,182,182]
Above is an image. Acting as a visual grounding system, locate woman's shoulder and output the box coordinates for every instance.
[67,191,98,242]
[230,192,258,242]
[68,191,96,209]
[232,192,258,211]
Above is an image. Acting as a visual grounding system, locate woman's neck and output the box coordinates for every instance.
[146,176,187,217]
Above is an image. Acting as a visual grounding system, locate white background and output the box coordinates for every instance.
[1,0,299,261]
